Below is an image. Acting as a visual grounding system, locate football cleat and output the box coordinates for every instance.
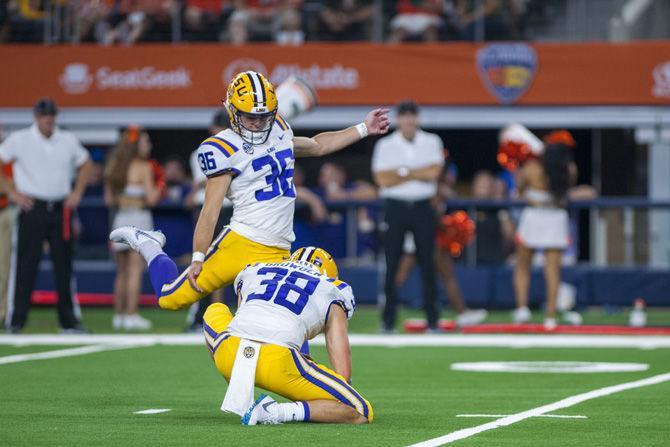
[241,394,282,426]
[109,226,166,251]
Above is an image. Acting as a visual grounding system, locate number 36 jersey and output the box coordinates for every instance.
[227,261,356,350]
[196,115,295,249]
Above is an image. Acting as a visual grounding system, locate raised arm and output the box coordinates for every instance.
[293,108,390,158]
[324,304,352,382]
[187,173,232,292]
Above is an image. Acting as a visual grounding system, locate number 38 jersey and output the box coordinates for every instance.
[196,115,295,249]
[227,261,356,350]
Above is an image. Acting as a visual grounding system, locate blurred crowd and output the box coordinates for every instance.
[0,96,598,332]
[75,121,519,266]
[0,0,543,44]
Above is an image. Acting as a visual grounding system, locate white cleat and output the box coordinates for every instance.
[544,317,558,331]
[561,311,583,326]
[241,395,282,426]
[456,309,488,327]
[109,226,166,251]
[112,314,125,331]
[513,306,532,324]
[123,314,153,331]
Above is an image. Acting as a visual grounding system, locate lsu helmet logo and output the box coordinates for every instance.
[476,43,538,104]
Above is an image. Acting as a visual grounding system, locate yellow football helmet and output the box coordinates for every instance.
[225,71,278,145]
[290,246,339,279]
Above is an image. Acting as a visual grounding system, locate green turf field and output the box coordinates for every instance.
[1,338,669,446]
[14,305,670,334]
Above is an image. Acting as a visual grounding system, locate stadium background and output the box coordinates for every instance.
[0,0,669,322]
[1,2,670,446]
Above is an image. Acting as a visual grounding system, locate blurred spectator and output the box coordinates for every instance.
[389,0,443,43]
[316,162,377,202]
[162,156,191,204]
[75,0,113,42]
[157,153,192,265]
[183,0,225,41]
[0,1,11,42]
[294,164,327,224]
[317,0,374,41]
[105,126,161,331]
[472,170,514,264]
[437,157,459,201]
[9,0,46,42]
[450,0,518,41]
[0,98,92,334]
[103,0,178,45]
[372,100,443,332]
[227,0,303,45]
[313,162,377,258]
[396,163,488,328]
[292,163,328,251]
[84,148,106,197]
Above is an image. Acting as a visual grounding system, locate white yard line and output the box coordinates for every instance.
[0,343,149,365]
[0,334,669,348]
[407,372,670,447]
[456,414,587,419]
[134,409,171,415]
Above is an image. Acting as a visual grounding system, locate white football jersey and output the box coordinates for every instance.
[195,116,295,249]
[227,260,356,350]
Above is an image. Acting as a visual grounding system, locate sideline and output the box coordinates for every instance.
[0,333,670,348]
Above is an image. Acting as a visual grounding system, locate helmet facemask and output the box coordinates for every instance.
[230,107,276,146]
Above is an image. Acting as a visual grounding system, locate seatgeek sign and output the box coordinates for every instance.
[0,42,668,107]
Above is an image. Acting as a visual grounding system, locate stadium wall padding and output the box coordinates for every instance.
[33,263,670,309]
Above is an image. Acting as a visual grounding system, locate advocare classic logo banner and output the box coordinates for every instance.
[476,43,538,104]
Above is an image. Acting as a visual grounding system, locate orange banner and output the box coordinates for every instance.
[1,42,669,107]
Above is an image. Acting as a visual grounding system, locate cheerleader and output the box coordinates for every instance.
[513,132,576,330]
[105,126,161,330]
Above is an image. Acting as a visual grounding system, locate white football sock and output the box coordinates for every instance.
[139,240,164,265]
[274,402,308,423]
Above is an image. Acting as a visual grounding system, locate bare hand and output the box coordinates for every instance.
[9,190,33,211]
[64,191,82,209]
[187,261,204,293]
[364,108,390,136]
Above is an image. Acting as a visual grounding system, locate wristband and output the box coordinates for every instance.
[354,122,368,139]
[191,251,205,263]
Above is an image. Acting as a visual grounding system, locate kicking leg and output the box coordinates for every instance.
[109,226,178,297]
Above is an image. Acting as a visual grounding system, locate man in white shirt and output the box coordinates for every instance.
[0,98,92,333]
[371,100,444,332]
